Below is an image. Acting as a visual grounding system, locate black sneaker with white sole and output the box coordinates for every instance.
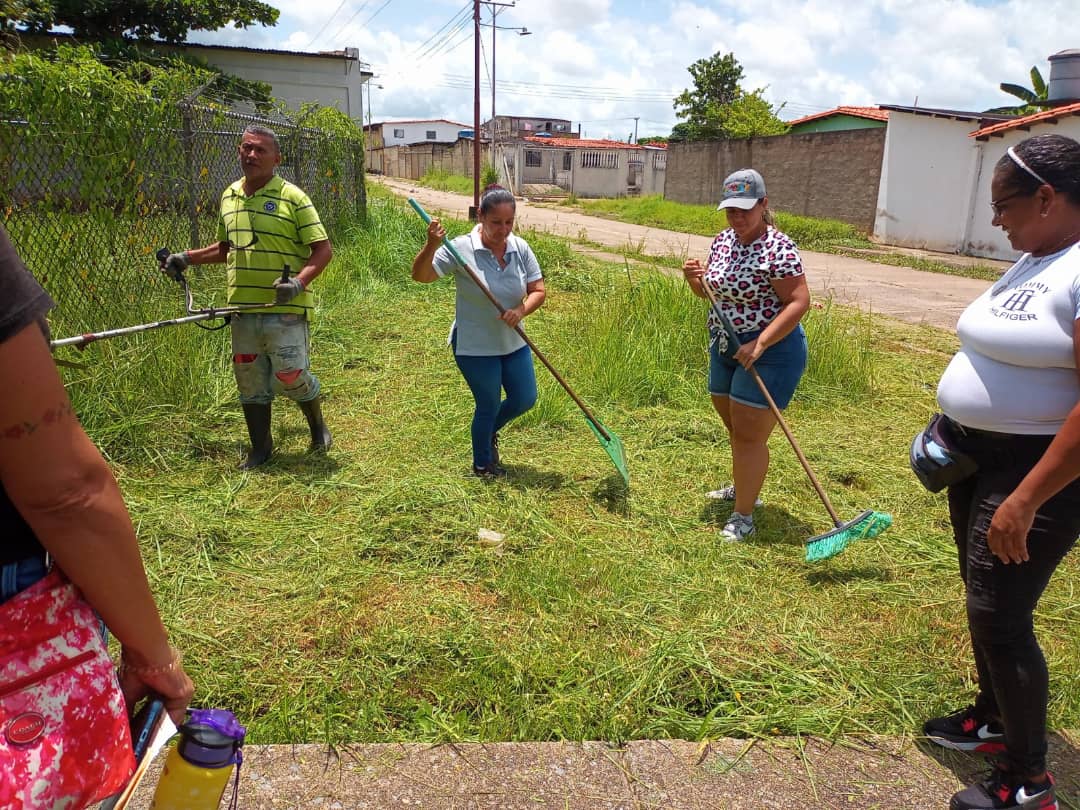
[923,704,1005,753]
[950,766,1057,810]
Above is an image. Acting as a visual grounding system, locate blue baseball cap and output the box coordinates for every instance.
[718,169,766,210]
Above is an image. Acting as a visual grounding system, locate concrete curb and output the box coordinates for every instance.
[118,732,1078,808]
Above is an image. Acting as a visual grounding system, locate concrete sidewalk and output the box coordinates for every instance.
[376,176,1007,331]
[120,732,1079,808]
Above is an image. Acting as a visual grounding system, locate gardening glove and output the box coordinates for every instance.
[162,251,189,281]
[273,276,305,304]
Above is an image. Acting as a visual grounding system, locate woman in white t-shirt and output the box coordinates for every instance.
[411,186,546,478]
[921,134,1080,810]
[682,169,810,542]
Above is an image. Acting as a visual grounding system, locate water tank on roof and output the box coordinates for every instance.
[1048,49,1080,103]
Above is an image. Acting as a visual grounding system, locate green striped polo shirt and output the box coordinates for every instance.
[217,175,328,318]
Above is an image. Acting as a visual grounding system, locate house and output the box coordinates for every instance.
[962,101,1080,257]
[787,106,888,134]
[484,115,577,141]
[362,120,477,175]
[20,33,374,120]
[873,105,1019,259]
[363,119,473,149]
[497,137,665,198]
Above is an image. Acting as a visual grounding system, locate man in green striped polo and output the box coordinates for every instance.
[163,125,333,469]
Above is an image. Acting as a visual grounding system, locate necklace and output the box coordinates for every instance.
[1031,228,1080,257]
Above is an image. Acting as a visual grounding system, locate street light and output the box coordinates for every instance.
[365,80,383,173]
[487,19,531,167]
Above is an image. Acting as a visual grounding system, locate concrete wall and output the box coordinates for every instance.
[874,113,980,252]
[964,117,1080,259]
[378,140,476,180]
[665,128,886,231]
[182,48,366,120]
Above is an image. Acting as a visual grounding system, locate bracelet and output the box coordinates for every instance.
[120,645,182,678]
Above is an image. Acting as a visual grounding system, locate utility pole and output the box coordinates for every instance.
[472,0,481,219]
[473,0,518,218]
[633,117,639,144]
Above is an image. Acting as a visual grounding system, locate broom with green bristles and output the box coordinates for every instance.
[703,289,891,561]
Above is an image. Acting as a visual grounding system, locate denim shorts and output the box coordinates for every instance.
[231,312,320,405]
[709,323,807,410]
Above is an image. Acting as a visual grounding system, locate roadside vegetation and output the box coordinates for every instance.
[56,187,1079,747]
[563,195,1005,281]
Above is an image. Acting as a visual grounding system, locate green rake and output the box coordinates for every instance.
[409,198,629,486]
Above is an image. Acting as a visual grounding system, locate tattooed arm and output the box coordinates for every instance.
[0,321,194,723]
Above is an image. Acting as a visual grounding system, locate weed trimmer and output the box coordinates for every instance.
[50,243,286,350]
[408,198,629,486]
[699,283,891,561]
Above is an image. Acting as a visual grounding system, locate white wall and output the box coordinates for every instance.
[190,48,366,121]
[380,122,468,147]
[965,118,1080,259]
[874,113,982,253]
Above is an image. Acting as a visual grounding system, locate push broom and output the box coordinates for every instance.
[409,199,629,486]
[700,284,890,561]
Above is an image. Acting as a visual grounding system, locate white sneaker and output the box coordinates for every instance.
[721,512,756,542]
[705,485,763,507]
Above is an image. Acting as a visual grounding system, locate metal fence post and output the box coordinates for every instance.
[181,103,199,248]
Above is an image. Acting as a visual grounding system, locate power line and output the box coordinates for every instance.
[358,0,397,28]
[304,0,352,48]
[405,2,472,61]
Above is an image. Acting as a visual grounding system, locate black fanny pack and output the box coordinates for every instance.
[909,413,979,493]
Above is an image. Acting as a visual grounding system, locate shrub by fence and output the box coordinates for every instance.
[0,45,365,340]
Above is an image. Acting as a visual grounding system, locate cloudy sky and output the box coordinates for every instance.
[189,0,1078,139]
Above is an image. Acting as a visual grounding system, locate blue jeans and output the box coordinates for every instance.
[453,342,538,468]
[709,324,807,410]
[231,313,320,405]
[0,554,48,604]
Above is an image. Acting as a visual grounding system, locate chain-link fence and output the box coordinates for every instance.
[1,75,365,342]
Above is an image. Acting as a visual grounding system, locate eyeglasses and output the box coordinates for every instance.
[989,191,1028,217]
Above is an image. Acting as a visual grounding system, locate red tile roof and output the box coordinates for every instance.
[787,105,889,127]
[523,136,642,149]
[970,101,1080,139]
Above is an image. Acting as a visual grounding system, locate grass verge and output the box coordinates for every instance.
[59,187,1078,747]
[559,195,1005,281]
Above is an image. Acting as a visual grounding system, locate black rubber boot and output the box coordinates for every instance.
[298,397,332,451]
[240,403,273,469]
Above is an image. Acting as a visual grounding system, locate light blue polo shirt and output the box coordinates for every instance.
[432,225,543,356]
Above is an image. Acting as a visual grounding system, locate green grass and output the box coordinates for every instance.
[414,166,477,196]
[562,195,1004,281]
[57,188,1079,749]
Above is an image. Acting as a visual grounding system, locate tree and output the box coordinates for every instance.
[15,0,279,44]
[985,65,1050,115]
[673,51,743,140]
[672,51,788,140]
[721,91,788,139]
[637,135,668,146]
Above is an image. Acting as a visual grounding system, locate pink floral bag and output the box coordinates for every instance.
[0,569,135,808]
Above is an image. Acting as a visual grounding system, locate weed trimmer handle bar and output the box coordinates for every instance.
[408,198,611,442]
[702,284,843,527]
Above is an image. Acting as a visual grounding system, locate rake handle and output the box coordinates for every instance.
[701,282,842,526]
[409,198,610,441]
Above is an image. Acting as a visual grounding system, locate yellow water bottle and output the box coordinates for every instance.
[149,709,245,810]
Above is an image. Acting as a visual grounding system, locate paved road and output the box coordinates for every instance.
[376,176,998,331]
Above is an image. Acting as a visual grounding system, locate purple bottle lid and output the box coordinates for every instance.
[177,708,246,768]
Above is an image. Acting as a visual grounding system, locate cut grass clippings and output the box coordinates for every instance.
[60,187,1079,748]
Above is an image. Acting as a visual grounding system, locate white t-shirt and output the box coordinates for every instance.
[937,243,1080,434]
[432,226,543,356]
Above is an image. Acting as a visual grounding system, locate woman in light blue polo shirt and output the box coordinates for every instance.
[412,186,547,478]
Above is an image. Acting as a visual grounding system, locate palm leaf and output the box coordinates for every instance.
[1030,66,1047,98]
[999,82,1037,103]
